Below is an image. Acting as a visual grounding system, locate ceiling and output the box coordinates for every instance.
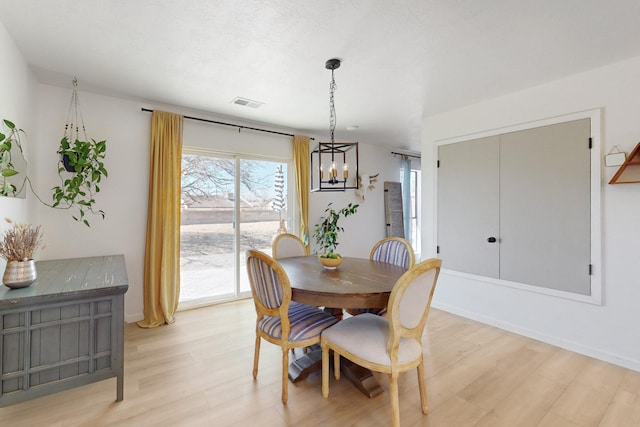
[2,0,640,152]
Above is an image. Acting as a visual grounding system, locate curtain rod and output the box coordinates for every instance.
[141,108,314,140]
[391,151,421,159]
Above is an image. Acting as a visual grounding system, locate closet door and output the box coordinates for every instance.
[499,119,591,295]
[438,136,500,278]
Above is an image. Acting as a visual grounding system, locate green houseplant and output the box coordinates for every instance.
[0,107,108,227]
[52,136,108,226]
[313,202,359,268]
[48,77,109,227]
[0,119,25,197]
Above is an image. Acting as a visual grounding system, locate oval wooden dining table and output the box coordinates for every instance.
[279,255,406,307]
[277,255,408,398]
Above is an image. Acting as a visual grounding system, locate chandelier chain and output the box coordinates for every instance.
[329,68,337,144]
[312,58,358,192]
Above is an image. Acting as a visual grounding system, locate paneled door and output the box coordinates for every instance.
[437,118,592,296]
[438,135,501,278]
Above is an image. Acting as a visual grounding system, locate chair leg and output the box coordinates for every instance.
[333,349,341,380]
[417,360,429,414]
[252,334,261,378]
[282,347,289,404]
[321,340,330,398]
[389,372,401,427]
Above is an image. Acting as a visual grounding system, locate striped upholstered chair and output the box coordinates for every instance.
[346,237,416,317]
[246,249,338,404]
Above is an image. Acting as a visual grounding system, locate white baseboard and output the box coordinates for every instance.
[431,301,640,373]
[125,313,144,324]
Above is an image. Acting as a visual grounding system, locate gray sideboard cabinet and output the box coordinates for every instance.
[0,255,128,407]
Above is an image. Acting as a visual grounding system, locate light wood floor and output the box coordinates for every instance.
[1,299,639,427]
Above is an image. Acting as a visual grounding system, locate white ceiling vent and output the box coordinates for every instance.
[232,97,264,108]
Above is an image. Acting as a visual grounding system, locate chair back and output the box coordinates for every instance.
[246,249,291,317]
[386,258,441,351]
[272,233,309,259]
[370,237,415,269]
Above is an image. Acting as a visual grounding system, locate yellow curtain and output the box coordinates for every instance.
[137,110,183,328]
[293,135,310,245]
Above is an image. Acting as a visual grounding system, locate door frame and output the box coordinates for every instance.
[179,147,296,309]
[434,109,602,305]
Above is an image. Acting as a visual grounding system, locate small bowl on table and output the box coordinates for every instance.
[318,255,343,269]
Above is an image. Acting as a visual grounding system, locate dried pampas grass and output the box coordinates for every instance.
[0,218,43,262]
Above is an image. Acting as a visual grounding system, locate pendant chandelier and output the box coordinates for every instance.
[310,58,359,192]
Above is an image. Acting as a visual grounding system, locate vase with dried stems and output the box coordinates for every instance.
[0,219,43,289]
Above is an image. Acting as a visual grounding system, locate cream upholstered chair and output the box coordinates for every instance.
[346,237,416,317]
[321,258,442,427]
[272,233,309,259]
[246,249,338,404]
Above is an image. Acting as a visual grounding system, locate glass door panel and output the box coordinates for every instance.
[238,159,289,294]
[180,153,237,308]
[179,152,291,308]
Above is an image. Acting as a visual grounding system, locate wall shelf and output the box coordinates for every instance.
[609,142,640,184]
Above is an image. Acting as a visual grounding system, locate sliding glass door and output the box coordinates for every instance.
[179,150,291,309]
[237,159,290,293]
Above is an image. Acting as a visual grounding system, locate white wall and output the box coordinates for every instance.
[309,144,401,259]
[27,82,399,322]
[31,85,151,323]
[0,19,407,326]
[0,21,37,271]
[187,120,403,261]
[422,55,640,371]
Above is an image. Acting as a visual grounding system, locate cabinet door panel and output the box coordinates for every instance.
[500,119,591,294]
[438,136,500,278]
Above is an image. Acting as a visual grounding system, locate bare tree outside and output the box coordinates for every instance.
[180,153,287,305]
[181,155,269,204]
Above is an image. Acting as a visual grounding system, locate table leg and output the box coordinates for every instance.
[288,345,322,383]
[288,307,384,397]
[339,358,384,398]
[324,307,343,319]
[288,345,384,398]
[117,373,124,402]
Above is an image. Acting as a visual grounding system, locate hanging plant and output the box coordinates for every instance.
[51,78,108,227]
[0,119,26,196]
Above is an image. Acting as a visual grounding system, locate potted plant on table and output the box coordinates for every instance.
[0,219,43,289]
[313,202,359,269]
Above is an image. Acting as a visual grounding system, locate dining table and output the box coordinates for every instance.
[277,255,407,398]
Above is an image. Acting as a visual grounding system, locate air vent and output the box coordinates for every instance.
[232,97,264,108]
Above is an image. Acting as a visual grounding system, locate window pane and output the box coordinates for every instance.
[239,160,288,293]
[179,152,290,307]
[180,153,236,307]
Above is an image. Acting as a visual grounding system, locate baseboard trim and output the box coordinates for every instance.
[125,313,144,324]
[431,301,640,372]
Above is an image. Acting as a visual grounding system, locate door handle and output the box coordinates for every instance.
[487,237,497,243]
